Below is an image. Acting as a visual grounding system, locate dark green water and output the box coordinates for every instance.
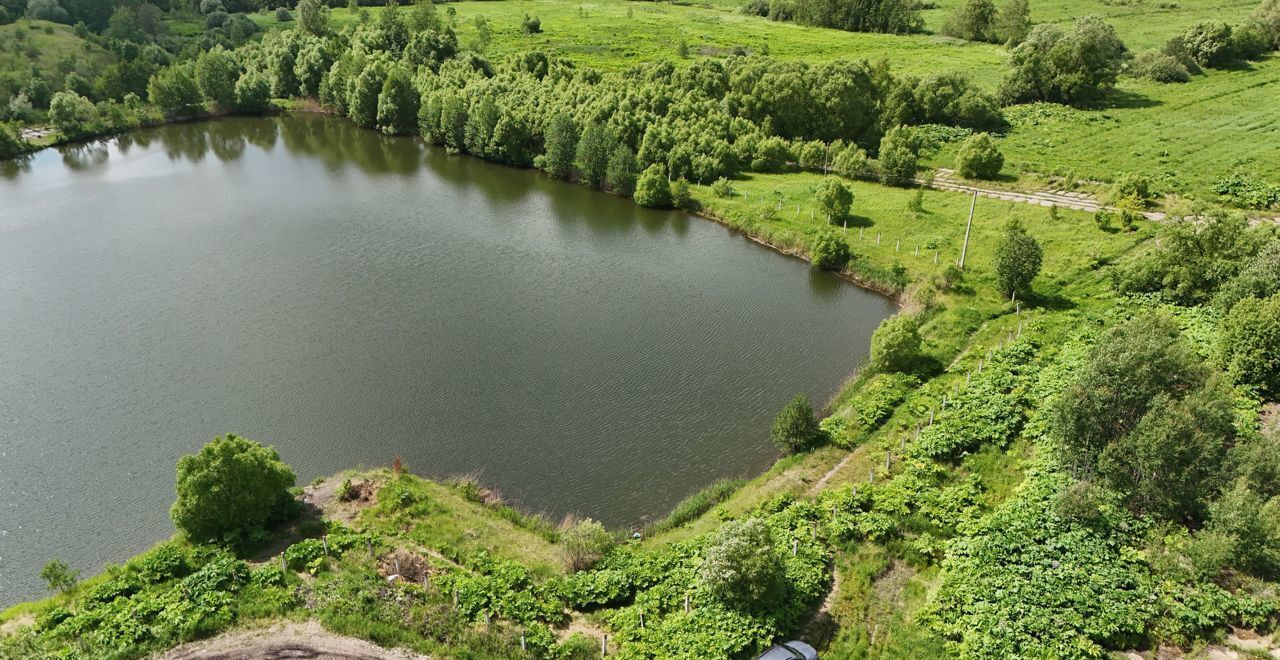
[0,116,894,606]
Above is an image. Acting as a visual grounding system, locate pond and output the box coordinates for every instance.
[0,116,895,605]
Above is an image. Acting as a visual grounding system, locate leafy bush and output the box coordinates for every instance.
[170,434,297,545]
[999,17,1129,105]
[1114,213,1266,304]
[878,125,919,186]
[954,132,1003,179]
[284,538,328,573]
[942,0,997,42]
[711,177,734,198]
[521,14,542,35]
[1231,22,1273,59]
[136,544,191,584]
[0,122,27,160]
[816,177,853,220]
[634,164,672,208]
[1052,311,1208,472]
[1171,21,1235,67]
[275,7,292,21]
[809,229,850,270]
[993,221,1042,296]
[771,394,824,454]
[1212,172,1280,210]
[698,518,787,612]
[1214,238,1280,310]
[1219,294,1280,397]
[1110,172,1154,204]
[870,313,922,373]
[561,518,614,571]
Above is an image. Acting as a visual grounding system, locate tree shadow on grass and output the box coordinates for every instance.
[1084,89,1161,111]
[832,213,874,229]
[911,355,947,380]
[1022,288,1077,312]
[245,497,328,562]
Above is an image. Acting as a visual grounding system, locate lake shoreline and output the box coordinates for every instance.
[2,113,901,608]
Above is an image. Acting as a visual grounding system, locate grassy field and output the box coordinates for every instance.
[922,0,1261,50]
[925,57,1280,197]
[0,20,114,84]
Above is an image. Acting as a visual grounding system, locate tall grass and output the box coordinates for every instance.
[649,478,745,535]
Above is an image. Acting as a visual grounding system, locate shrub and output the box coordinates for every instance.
[816,177,853,220]
[870,313,922,373]
[1214,239,1280,310]
[993,0,1031,44]
[711,177,735,198]
[561,519,614,571]
[954,132,1003,179]
[25,0,69,22]
[878,125,918,186]
[671,178,696,210]
[809,230,850,270]
[47,91,97,135]
[999,17,1129,105]
[1253,0,1280,47]
[1130,51,1191,82]
[1212,172,1280,210]
[136,544,191,584]
[148,65,204,117]
[232,70,272,115]
[170,434,297,544]
[943,0,997,42]
[1052,311,1209,471]
[0,122,25,160]
[205,9,229,29]
[751,136,791,172]
[521,14,542,34]
[1110,172,1154,204]
[39,559,78,594]
[698,518,786,612]
[1219,294,1280,397]
[634,164,672,208]
[1232,22,1273,59]
[771,394,823,454]
[831,143,876,180]
[275,7,292,21]
[1172,21,1235,67]
[993,221,1042,297]
[284,538,327,573]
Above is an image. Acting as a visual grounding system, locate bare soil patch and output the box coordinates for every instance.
[156,619,428,660]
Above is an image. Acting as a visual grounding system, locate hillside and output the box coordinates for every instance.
[2,0,1280,658]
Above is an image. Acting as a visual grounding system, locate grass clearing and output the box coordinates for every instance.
[0,20,114,84]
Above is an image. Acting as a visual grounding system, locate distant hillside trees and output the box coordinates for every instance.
[999,16,1128,104]
[944,0,1031,44]
[744,0,923,34]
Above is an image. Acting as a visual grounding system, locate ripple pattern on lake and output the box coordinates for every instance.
[0,116,895,605]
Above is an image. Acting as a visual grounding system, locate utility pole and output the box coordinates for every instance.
[959,191,977,269]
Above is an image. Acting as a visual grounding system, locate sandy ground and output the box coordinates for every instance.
[157,620,428,660]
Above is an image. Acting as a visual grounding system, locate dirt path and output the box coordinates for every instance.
[157,620,428,660]
[919,169,1167,221]
[809,448,860,495]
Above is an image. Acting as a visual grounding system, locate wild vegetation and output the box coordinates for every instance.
[3,0,1280,657]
